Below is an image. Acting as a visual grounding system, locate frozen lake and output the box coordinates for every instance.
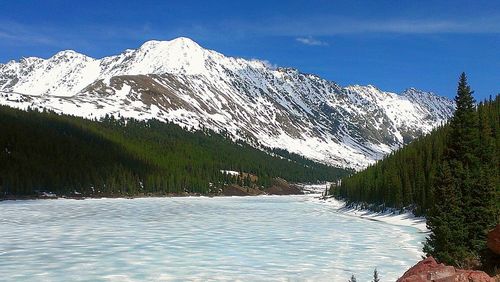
[0,195,425,281]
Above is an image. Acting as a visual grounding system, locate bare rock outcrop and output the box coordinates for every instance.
[397,256,494,282]
[265,178,303,195]
[222,184,264,196]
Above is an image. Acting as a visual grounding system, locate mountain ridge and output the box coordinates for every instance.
[0,37,455,170]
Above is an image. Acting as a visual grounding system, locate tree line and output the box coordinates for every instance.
[0,105,350,197]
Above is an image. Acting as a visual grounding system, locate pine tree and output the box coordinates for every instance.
[448,73,479,166]
[448,73,480,235]
[424,74,479,266]
[425,73,499,267]
[447,73,488,264]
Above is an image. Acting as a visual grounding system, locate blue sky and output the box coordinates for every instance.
[0,0,498,100]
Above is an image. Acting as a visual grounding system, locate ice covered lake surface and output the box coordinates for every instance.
[0,194,426,282]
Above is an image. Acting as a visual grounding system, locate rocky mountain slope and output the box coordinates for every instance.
[0,37,455,169]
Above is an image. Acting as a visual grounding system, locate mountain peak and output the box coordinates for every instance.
[0,39,455,169]
[139,37,203,52]
[129,37,208,75]
[169,36,200,46]
[52,49,90,59]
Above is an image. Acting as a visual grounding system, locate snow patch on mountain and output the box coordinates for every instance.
[0,37,455,170]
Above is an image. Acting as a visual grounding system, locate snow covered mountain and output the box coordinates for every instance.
[0,37,454,170]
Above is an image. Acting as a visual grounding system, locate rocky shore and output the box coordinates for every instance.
[398,225,500,282]
[398,256,496,282]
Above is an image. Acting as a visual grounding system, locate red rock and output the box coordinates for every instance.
[397,256,495,282]
[487,224,500,255]
[450,270,498,282]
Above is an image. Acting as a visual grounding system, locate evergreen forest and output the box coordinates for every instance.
[333,73,499,270]
[0,105,349,197]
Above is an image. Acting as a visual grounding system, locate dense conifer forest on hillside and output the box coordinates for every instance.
[332,124,450,216]
[0,105,349,197]
[333,74,499,270]
[333,94,499,216]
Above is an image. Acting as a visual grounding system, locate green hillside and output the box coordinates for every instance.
[0,105,349,197]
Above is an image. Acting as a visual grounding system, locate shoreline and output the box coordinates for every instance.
[0,187,309,202]
[1,186,428,234]
[1,180,318,202]
[310,195,429,233]
[0,193,316,202]
[0,182,323,202]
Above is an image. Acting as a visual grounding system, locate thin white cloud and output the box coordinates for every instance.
[334,18,500,34]
[0,23,55,45]
[1,14,499,53]
[0,20,161,48]
[226,16,500,36]
[296,37,328,46]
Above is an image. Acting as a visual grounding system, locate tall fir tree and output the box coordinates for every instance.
[448,73,479,241]
[448,73,479,166]
[425,73,498,267]
[447,73,496,263]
